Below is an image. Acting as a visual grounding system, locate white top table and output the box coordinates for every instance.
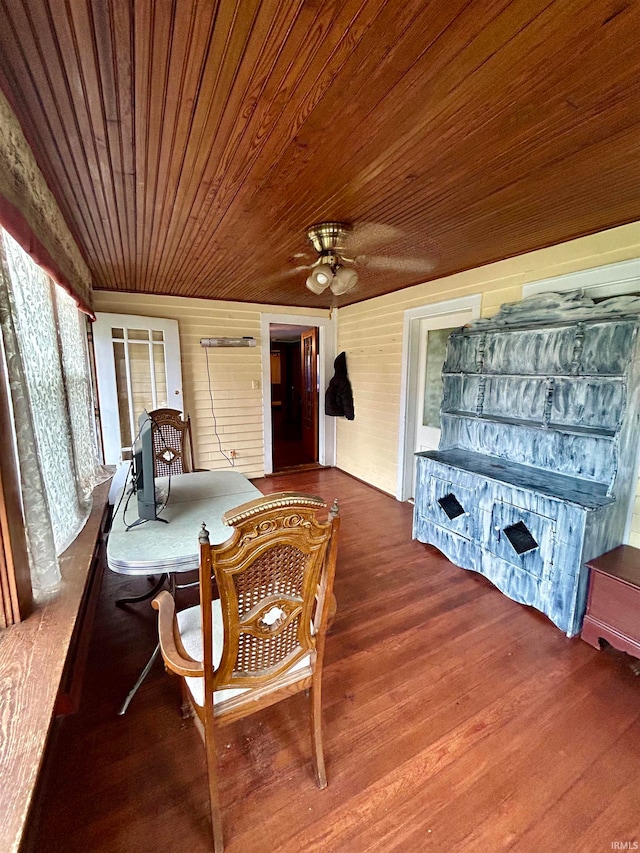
[107,470,261,575]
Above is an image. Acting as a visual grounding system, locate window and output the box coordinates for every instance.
[0,229,100,620]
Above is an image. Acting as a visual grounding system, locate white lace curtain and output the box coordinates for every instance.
[0,229,100,590]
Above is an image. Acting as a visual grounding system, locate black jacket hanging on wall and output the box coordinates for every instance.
[325,351,355,420]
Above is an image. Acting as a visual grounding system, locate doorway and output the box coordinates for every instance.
[269,325,318,471]
[397,295,481,501]
[260,312,336,475]
[413,317,464,458]
[92,313,184,465]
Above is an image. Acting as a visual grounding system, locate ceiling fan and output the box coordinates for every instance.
[298,221,436,296]
[303,222,358,296]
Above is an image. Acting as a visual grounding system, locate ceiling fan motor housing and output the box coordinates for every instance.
[306,222,350,254]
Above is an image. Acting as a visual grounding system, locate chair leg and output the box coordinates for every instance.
[203,716,224,852]
[309,679,327,789]
[327,592,337,630]
[180,681,193,720]
[207,770,224,853]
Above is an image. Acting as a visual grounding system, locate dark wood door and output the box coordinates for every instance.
[300,328,318,463]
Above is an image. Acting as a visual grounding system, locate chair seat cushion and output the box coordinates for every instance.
[177,603,310,707]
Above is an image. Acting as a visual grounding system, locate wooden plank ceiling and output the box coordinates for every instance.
[0,0,639,308]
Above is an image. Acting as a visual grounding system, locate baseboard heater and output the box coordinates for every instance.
[200,337,256,347]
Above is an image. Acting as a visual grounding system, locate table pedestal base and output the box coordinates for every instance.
[115,575,166,608]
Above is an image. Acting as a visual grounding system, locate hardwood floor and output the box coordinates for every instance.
[26,468,640,852]
[272,436,316,471]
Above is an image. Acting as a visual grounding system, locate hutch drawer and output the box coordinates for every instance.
[421,476,476,541]
[485,499,556,581]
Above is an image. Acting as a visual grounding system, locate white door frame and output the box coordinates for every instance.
[260,312,337,475]
[523,258,640,300]
[396,295,481,501]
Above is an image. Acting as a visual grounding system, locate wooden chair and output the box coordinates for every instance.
[152,491,340,852]
[148,407,197,476]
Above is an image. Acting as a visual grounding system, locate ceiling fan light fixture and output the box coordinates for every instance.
[305,263,334,294]
[330,265,358,295]
[315,268,332,286]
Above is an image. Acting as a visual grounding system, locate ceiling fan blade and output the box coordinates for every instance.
[356,254,435,274]
[345,222,401,253]
[261,265,311,285]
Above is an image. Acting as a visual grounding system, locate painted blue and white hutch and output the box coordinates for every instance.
[413,290,640,636]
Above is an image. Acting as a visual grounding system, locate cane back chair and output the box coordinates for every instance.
[148,407,197,476]
[152,491,340,852]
